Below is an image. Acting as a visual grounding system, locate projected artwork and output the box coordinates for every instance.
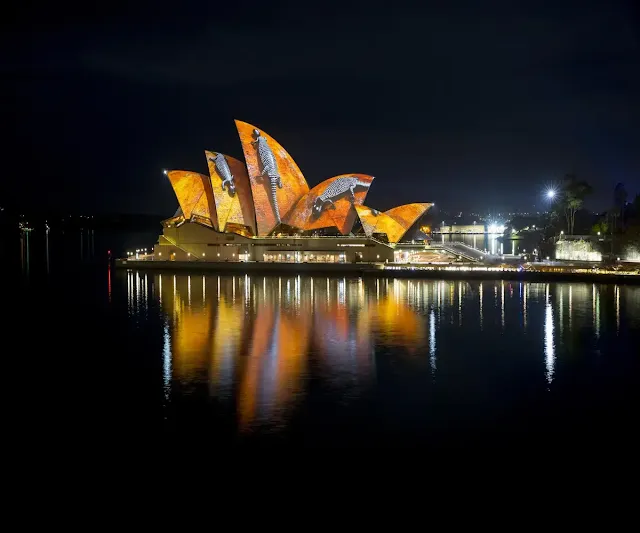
[285,174,374,235]
[355,205,408,243]
[166,170,217,229]
[384,203,433,231]
[162,120,434,241]
[205,151,257,235]
[235,120,309,235]
[209,152,236,195]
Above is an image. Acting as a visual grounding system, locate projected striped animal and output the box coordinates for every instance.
[251,129,283,223]
[209,153,236,196]
[312,176,371,216]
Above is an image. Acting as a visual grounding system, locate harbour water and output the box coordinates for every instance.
[11,229,640,447]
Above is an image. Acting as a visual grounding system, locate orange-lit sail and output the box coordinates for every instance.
[166,170,217,230]
[234,120,309,235]
[385,203,433,232]
[285,174,374,234]
[205,151,257,235]
[355,205,407,243]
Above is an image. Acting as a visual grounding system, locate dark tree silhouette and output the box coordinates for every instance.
[560,174,593,235]
[612,183,628,231]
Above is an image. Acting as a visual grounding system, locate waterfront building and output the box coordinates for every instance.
[154,120,432,263]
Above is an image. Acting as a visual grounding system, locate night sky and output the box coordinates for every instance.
[4,0,639,216]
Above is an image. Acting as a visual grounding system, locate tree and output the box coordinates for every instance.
[560,174,593,235]
[592,219,609,235]
[611,183,628,231]
[631,193,640,218]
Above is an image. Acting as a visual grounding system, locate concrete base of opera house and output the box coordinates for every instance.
[150,222,396,264]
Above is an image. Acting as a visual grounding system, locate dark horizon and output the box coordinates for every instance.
[4,1,639,215]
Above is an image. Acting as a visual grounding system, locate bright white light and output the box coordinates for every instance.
[546,189,556,199]
[163,169,168,175]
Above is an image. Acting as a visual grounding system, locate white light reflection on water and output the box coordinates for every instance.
[569,285,573,330]
[479,282,483,330]
[592,283,600,339]
[545,285,555,385]
[458,281,463,326]
[615,285,620,333]
[501,280,505,329]
[126,271,131,314]
[145,273,149,309]
[558,285,564,335]
[523,283,527,329]
[135,271,141,312]
[310,277,314,307]
[163,322,172,406]
[326,277,330,304]
[429,309,436,374]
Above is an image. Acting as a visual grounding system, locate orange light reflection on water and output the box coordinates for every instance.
[151,275,429,433]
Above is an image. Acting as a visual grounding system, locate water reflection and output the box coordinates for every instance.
[545,284,555,384]
[122,273,640,435]
[20,229,31,276]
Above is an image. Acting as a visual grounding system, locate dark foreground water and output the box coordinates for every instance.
[17,265,639,448]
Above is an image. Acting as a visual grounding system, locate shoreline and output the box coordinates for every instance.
[114,258,640,284]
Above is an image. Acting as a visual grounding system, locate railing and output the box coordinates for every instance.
[437,243,481,261]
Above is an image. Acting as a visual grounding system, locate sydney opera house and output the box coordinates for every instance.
[153,120,432,264]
